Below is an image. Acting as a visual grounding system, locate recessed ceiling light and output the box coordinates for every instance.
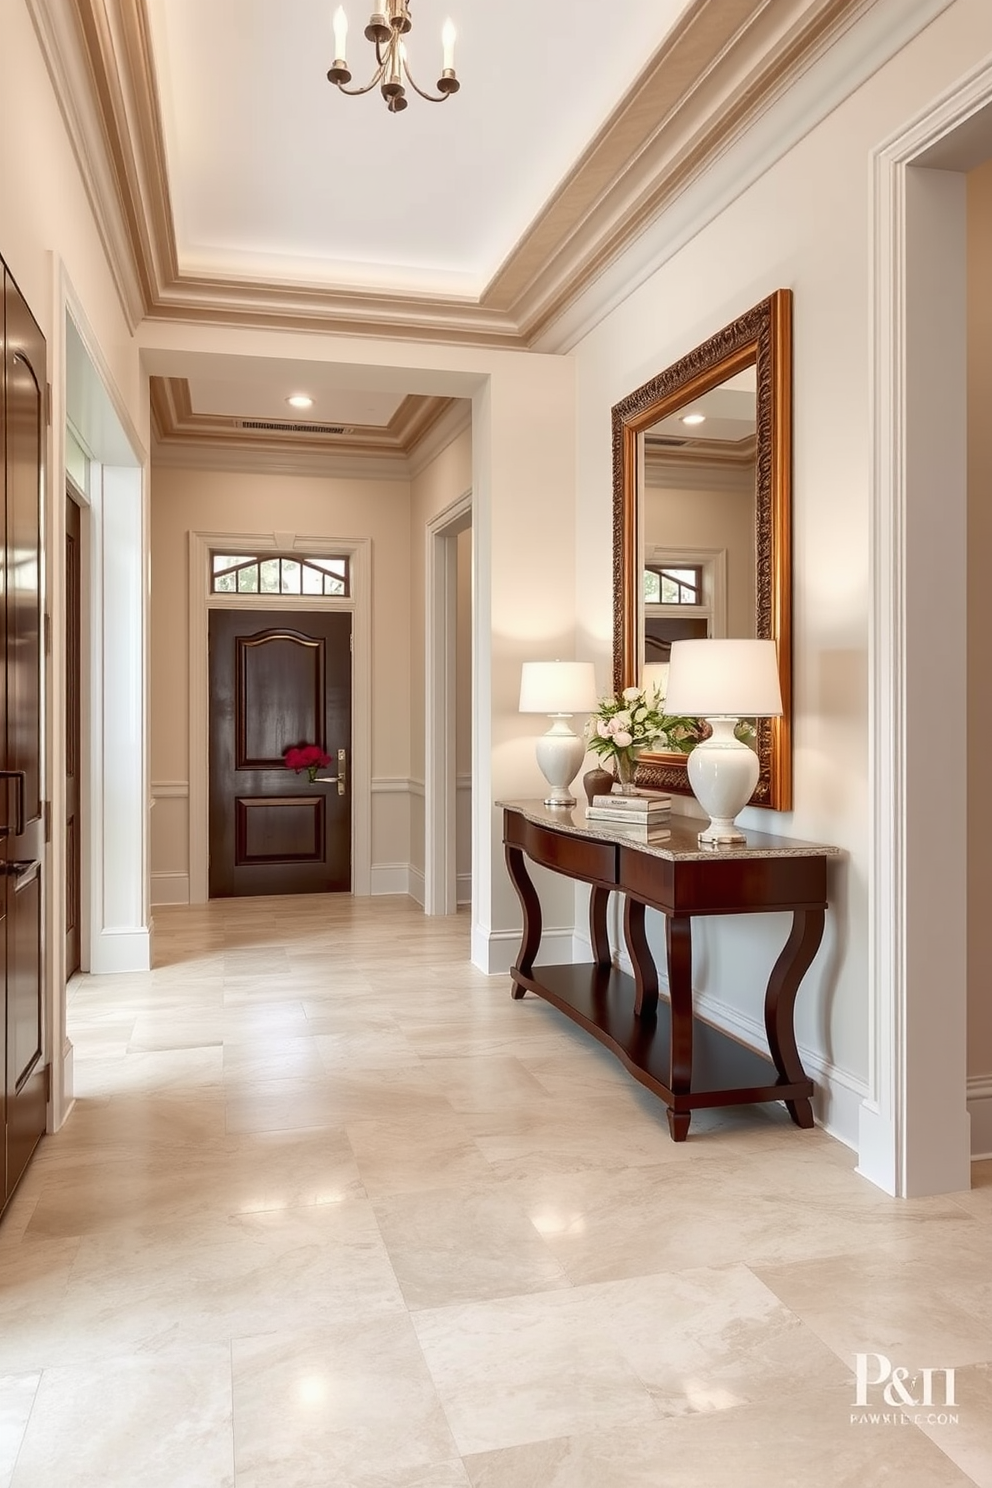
[681,412,706,426]
[286,394,314,410]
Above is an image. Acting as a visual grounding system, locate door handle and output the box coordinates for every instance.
[0,770,26,836]
[314,749,347,796]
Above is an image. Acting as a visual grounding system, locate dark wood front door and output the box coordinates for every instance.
[65,493,81,978]
[1,263,47,1211]
[208,610,352,898]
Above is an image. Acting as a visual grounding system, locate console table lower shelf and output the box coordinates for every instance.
[501,800,840,1141]
[510,962,813,1134]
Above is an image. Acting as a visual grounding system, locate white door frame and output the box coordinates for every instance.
[425,490,472,916]
[187,530,372,903]
[863,60,992,1196]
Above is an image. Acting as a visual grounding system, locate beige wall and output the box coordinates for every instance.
[150,464,414,890]
[573,0,992,1143]
[968,159,992,1082]
[644,479,756,638]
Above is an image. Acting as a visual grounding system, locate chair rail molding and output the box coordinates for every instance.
[186,530,372,902]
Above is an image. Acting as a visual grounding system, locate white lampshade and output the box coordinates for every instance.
[519,661,598,715]
[663,639,783,718]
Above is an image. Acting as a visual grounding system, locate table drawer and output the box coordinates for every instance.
[505,813,618,886]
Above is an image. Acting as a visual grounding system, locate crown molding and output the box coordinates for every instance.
[33,0,880,348]
[150,375,457,469]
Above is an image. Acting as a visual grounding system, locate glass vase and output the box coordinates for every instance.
[614,749,638,795]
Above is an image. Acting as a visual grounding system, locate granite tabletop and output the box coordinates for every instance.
[497,799,842,862]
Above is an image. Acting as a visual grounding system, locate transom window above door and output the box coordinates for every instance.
[211,553,350,597]
[644,565,702,605]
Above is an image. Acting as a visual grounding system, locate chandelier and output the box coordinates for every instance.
[327,3,460,113]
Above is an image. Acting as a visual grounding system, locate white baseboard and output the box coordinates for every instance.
[457,873,472,907]
[89,928,152,974]
[408,865,425,907]
[471,926,577,977]
[967,1076,992,1160]
[614,943,866,1152]
[370,863,415,896]
[151,872,191,906]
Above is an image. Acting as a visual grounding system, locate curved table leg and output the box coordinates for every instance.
[622,896,658,1018]
[764,906,824,1128]
[666,913,694,1140]
[504,843,542,998]
[589,885,611,969]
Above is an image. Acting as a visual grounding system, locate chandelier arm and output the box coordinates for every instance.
[401,59,450,103]
[335,61,388,96]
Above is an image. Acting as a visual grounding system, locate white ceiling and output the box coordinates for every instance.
[146,0,693,297]
[186,376,405,425]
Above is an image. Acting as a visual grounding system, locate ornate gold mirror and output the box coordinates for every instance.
[612,289,792,809]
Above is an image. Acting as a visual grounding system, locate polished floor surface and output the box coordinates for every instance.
[0,894,988,1487]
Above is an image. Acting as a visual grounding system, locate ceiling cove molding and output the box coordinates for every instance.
[36,0,884,348]
[150,377,455,463]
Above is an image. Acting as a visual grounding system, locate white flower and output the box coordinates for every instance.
[596,720,612,739]
[613,729,633,748]
[613,709,632,729]
[622,687,642,703]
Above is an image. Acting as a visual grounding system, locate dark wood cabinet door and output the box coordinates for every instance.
[2,265,47,1208]
[208,610,352,897]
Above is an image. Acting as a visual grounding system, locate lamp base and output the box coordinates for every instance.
[686,717,759,846]
[534,716,585,809]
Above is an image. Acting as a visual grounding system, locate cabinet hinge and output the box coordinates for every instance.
[45,382,52,428]
[43,800,51,843]
[43,613,51,657]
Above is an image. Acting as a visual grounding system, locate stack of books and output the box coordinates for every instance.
[585,792,671,837]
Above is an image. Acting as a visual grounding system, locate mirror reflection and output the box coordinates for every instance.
[611,289,792,809]
[642,366,757,677]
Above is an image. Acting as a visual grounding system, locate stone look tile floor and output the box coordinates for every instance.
[0,894,988,1487]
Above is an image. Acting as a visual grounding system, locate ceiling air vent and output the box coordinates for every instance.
[647,436,689,448]
[236,419,351,435]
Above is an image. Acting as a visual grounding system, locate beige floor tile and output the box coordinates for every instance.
[755,1214,992,1367]
[417,1055,555,1113]
[461,1391,980,1488]
[346,1115,497,1198]
[231,1317,458,1487]
[0,1375,40,1488]
[914,1360,992,1486]
[413,1288,664,1456]
[8,1348,234,1488]
[0,893,979,1485]
[373,1185,570,1309]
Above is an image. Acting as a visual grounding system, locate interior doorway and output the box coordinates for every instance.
[866,68,992,1196]
[64,489,81,977]
[425,491,472,916]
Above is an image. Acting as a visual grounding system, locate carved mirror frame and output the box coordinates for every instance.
[612,288,793,809]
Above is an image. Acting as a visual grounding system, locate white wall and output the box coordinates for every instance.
[455,524,472,904]
[572,0,992,1149]
[149,465,413,900]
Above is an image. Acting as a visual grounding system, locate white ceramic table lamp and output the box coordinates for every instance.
[519,661,598,807]
[663,638,783,845]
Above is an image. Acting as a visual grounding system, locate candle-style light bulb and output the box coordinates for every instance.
[442,17,456,71]
[333,5,348,60]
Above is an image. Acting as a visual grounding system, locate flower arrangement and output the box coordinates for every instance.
[586,685,701,790]
[283,743,332,783]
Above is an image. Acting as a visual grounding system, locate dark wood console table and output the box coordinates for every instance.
[500,800,840,1140]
